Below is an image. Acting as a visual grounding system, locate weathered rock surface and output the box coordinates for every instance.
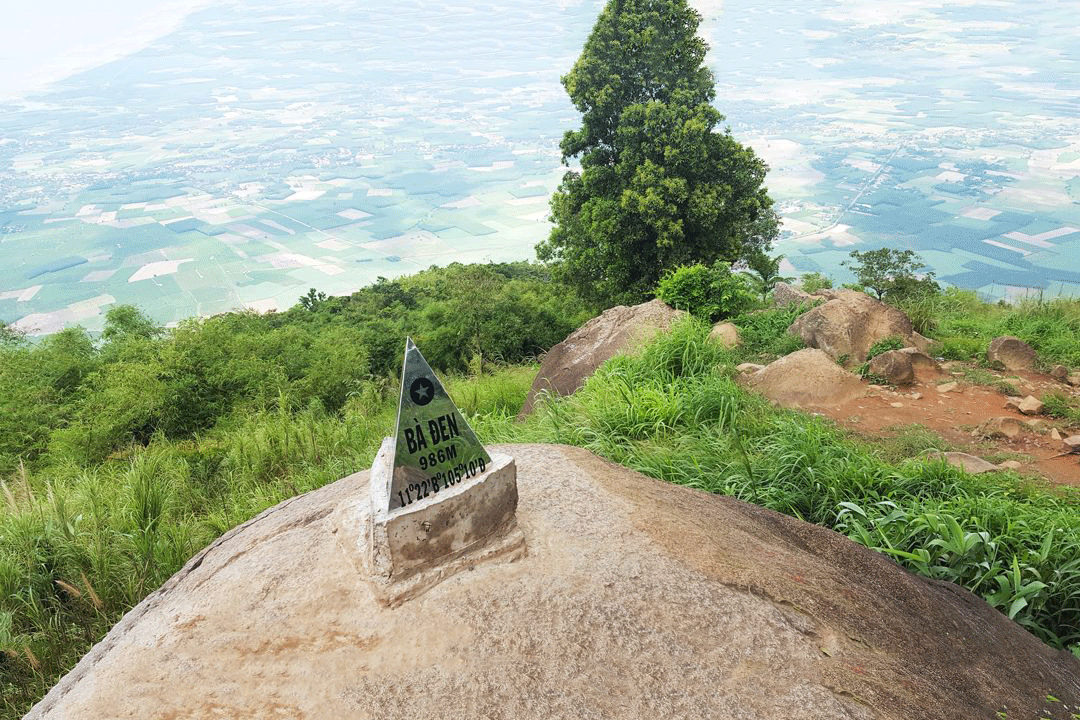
[1051,364,1069,380]
[866,349,933,386]
[987,336,1038,371]
[708,321,740,348]
[772,281,815,307]
[1068,373,1080,388]
[1018,395,1045,416]
[1065,435,1080,453]
[897,347,940,380]
[747,348,866,410]
[787,290,925,364]
[976,416,1026,440]
[736,362,765,375]
[27,444,1080,720]
[928,451,999,474]
[519,299,684,416]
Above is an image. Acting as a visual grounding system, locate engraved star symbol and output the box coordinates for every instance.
[409,377,435,406]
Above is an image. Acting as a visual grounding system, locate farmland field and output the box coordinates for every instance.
[1,0,1078,333]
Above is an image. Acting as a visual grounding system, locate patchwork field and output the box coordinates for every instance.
[0,0,1077,333]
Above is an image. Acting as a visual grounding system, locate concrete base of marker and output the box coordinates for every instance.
[335,437,525,606]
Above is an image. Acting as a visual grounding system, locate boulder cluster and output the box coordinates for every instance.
[519,283,1080,466]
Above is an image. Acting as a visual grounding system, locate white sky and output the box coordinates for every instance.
[0,0,212,100]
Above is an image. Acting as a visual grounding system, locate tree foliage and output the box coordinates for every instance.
[654,261,755,322]
[739,250,792,301]
[0,262,589,471]
[537,0,779,307]
[844,248,939,301]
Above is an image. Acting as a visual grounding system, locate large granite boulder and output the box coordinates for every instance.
[708,321,741,348]
[747,348,866,410]
[868,348,941,386]
[772,281,815,307]
[987,336,1038,371]
[519,299,684,416]
[787,289,927,364]
[27,445,1080,720]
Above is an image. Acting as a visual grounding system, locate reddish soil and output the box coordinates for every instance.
[825,362,1080,487]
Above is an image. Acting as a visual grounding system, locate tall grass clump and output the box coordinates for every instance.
[1001,297,1080,367]
[0,360,543,720]
[728,303,810,362]
[927,290,1080,367]
[0,388,391,718]
[518,322,1080,653]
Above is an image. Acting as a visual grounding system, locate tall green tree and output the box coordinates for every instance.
[844,248,939,301]
[538,0,779,307]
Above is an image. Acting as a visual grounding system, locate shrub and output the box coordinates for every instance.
[799,272,832,294]
[843,248,938,302]
[727,304,808,362]
[655,262,756,322]
[866,336,905,361]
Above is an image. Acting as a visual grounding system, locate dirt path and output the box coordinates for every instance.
[825,363,1080,486]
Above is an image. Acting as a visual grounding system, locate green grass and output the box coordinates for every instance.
[0,392,395,715]
[1042,392,1080,428]
[0,364,541,718]
[5,284,1080,717]
[486,319,1080,654]
[923,290,1080,367]
[957,366,1022,397]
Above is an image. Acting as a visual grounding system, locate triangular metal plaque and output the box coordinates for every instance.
[388,337,492,512]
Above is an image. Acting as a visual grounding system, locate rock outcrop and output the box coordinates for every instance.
[746,348,866,410]
[787,290,926,364]
[975,416,1026,440]
[27,445,1080,720]
[772,281,815,307]
[736,362,765,375]
[519,299,684,416]
[868,349,915,385]
[708,321,740,348]
[867,346,940,386]
[928,451,999,474]
[1018,395,1045,415]
[987,336,1038,371]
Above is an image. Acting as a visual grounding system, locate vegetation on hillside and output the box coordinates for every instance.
[485,319,1080,651]
[538,0,778,306]
[0,261,589,475]
[3,256,1080,716]
[0,261,589,716]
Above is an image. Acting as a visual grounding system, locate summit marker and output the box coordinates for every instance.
[388,338,492,511]
[352,337,525,604]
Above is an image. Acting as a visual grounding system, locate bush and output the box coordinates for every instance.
[728,304,808,361]
[655,262,756,322]
[866,336,905,360]
[843,248,938,302]
[799,272,832,294]
[937,336,985,361]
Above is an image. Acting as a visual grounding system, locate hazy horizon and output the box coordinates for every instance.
[2,0,1077,334]
[0,0,212,100]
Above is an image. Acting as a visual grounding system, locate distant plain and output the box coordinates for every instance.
[1,0,1077,333]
